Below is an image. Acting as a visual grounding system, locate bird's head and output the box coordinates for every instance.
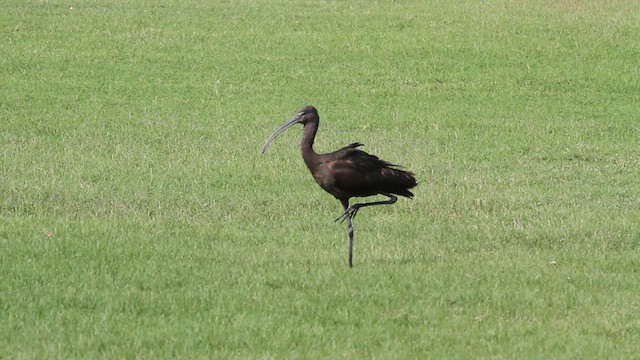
[261,106,319,153]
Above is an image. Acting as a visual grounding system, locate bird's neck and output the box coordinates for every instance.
[301,121,319,168]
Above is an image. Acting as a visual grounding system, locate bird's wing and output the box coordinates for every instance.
[326,147,415,197]
[343,142,364,150]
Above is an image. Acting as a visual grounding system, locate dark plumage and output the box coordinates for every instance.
[262,106,417,267]
[311,142,416,200]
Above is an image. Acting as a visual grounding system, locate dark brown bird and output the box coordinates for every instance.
[262,106,417,267]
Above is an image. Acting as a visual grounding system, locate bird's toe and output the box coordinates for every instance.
[335,206,359,223]
[334,211,349,223]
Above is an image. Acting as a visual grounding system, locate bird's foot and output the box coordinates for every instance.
[334,206,359,223]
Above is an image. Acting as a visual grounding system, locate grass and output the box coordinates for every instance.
[2,0,640,358]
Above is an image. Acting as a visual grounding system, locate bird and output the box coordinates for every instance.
[261,106,417,267]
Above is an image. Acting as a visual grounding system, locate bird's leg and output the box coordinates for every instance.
[347,215,354,268]
[336,195,397,268]
[338,200,355,268]
[335,193,398,223]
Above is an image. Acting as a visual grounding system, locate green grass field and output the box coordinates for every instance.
[2,0,639,358]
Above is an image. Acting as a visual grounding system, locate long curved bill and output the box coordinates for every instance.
[261,112,303,153]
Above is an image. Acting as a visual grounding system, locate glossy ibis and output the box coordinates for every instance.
[262,106,417,267]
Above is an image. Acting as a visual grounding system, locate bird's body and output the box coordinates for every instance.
[304,142,416,201]
[262,106,417,267]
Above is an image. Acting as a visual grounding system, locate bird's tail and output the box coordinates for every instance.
[382,167,417,198]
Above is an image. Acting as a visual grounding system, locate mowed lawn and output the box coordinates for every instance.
[2,0,639,358]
